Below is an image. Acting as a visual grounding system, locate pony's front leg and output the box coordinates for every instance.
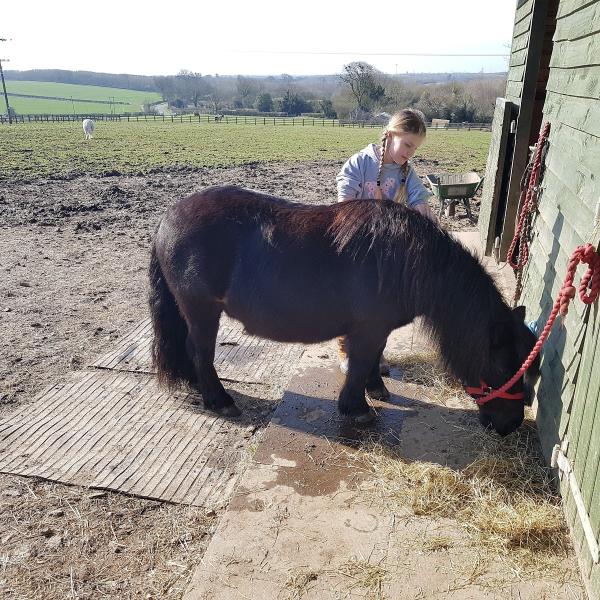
[365,345,391,402]
[338,336,384,423]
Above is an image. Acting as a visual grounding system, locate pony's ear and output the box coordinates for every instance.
[512,305,526,322]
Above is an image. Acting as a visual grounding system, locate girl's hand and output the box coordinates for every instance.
[414,202,438,223]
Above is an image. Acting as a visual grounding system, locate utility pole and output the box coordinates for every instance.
[0,38,11,124]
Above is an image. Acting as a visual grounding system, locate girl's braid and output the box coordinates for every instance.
[377,129,408,204]
[392,162,409,204]
[375,130,387,201]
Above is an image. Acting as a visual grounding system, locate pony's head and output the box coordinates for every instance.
[466,305,540,436]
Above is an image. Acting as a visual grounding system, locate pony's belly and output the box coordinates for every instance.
[223,307,340,344]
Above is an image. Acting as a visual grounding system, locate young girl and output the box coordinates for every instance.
[335,108,435,374]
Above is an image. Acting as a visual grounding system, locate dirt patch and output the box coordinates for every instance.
[0,159,479,598]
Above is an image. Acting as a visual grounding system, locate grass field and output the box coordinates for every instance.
[0,120,491,179]
[4,81,161,115]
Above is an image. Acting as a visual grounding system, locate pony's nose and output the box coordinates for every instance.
[478,412,493,429]
[494,417,523,437]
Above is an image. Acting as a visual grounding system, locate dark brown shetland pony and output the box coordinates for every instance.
[149,186,539,436]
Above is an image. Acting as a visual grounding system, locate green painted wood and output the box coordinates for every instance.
[540,164,596,236]
[550,30,600,68]
[515,11,534,36]
[566,310,600,466]
[526,236,585,327]
[510,48,529,67]
[516,0,535,22]
[583,395,600,536]
[590,562,600,599]
[511,65,526,82]
[512,30,531,53]
[500,0,553,259]
[547,120,600,213]
[478,98,514,255]
[558,0,599,19]
[505,81,524,101]
[531,194,586,313]
[577,320,600,523]
[554,0,600,40]
[545,91,600,138]
[546,66,600,104]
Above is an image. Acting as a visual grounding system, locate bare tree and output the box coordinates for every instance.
[176,70,209,108]
[236,76,259,108]
[154,76,176,103]
[339,62,384,116]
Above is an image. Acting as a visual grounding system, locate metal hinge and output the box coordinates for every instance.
[551,442,599,563]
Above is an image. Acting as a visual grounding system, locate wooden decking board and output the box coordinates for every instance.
[33,374,138,478]
[90,386,170,490]
[0,371,257,507]
[0,375,96,446]
[0,373,106,471]
[0,314,305,506]
[146,410,221,496]
[92,316,305,385]
[56,378,158,482]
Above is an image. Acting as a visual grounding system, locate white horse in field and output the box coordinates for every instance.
[82,119,95,140]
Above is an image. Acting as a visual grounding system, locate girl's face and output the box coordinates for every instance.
[384,131,425,165]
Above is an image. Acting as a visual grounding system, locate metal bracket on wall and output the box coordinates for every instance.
[551,441,600,563]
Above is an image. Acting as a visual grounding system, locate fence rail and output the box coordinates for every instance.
[0,112,491,130]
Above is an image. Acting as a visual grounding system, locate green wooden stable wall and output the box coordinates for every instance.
[506,0,534,103]
[515,0,600,597]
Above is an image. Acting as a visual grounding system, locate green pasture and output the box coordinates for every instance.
[0,120,490,180]
[4,80,160,115]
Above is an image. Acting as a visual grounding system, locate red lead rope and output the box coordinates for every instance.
[473,244,600,405]
[507,121,551,273]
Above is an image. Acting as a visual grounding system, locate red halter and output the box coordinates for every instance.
[464,379,525,406]
[467,244,600,407]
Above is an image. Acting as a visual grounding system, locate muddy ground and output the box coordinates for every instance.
[0,159,480,598]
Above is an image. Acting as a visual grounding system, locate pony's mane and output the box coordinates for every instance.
[329,200,513,384]
[328,200,429,259]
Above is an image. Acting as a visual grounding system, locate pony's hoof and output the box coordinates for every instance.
[219,404,242,417]
[353,408,376,425]
[366,386,390,402]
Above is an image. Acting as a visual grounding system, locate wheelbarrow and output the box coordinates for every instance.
[425,172,484,220]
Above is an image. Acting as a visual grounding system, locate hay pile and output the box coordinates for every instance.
[353,352,572,577]
[388,351,465,404]
[351,428,571,578]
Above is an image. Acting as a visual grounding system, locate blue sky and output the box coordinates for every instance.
[2,1,516,76]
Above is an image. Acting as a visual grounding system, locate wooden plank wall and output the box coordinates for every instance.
[478,98,515,254]
[506,0,534,103]
[519,0,600,595]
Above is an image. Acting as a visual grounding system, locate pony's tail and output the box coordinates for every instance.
[149,244,196,389]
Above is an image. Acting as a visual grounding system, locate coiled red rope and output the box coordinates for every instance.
[475,243,600,404]
[507,121,551,273]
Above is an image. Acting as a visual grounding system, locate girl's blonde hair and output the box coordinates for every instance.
[376,108,427,204]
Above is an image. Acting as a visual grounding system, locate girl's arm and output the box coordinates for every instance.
[405,166,437,222]
[413,202,437,221]
[336,153,363,201]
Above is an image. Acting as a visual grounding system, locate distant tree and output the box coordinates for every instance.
[339,62,385,115]
[320,99,337,119]
[236,76,259,108]
[415,82,476,122]
[464,77,505,122]
[256,93,274,112]
[278,90,312,116]
[382,78,420,111]
[176,70,209,108]
[154,76,177,103]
